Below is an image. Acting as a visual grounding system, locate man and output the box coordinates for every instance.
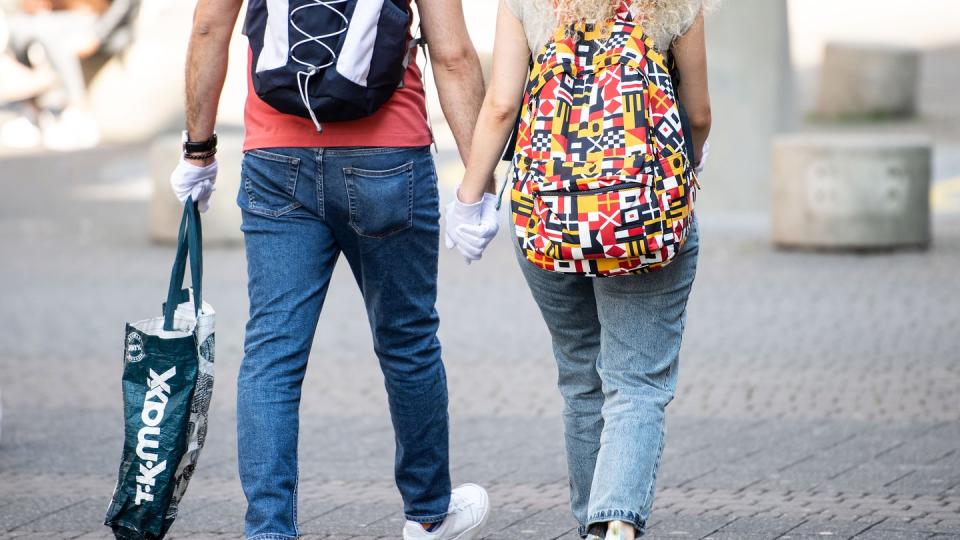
[169,0,491,538]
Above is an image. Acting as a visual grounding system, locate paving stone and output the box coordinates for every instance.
[703,534,787,540]
[0,496,90,533]
[712,516,808,535]
[879,521,960,536]
[5,533,88,540]
[301,502,397,536]
[786,518,887,538]
[644,515,738,538]
[173,499,245,535]
[67,533,114,540]
[18,498,108,533]
[855,527,935,539]
[484,504,577,539]
[882,467,960,496]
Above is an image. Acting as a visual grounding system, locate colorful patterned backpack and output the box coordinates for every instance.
[510,0,698,277]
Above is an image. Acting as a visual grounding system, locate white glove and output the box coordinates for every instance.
[695,140,710,176]
[170,158,218,212]
[444,186,500,264]
[458,193,500,258]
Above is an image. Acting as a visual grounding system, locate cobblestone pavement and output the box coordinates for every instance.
[0,147,958,539]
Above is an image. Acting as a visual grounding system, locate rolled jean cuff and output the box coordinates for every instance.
[405,510,449,524]
[247,533,299,540]
[582,510,645,537]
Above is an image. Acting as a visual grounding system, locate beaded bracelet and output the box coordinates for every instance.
[183,148,217,161]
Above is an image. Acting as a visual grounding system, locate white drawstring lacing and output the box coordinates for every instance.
[289,0,348,132]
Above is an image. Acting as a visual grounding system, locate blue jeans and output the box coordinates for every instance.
[236,146,451,540]
[517,222,700,537]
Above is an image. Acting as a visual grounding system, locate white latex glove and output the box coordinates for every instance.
[695,140,710,176]
[457,193,500,260]
[170,158,218,212]
[444,186,499,264]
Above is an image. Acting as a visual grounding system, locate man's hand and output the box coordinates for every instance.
[173,0,242,208]
[416,0,485,165]
[170,158,218,212]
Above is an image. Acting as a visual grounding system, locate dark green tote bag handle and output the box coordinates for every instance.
[163,198,203,332]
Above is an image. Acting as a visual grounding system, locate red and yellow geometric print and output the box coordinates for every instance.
[510,0,697,277]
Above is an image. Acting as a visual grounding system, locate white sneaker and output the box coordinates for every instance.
[402,483,490,540]
[0,115,42,149]
[42,107,100,151]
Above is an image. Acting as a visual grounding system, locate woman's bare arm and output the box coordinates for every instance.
[672,12,711,164]
[457,0,531,204]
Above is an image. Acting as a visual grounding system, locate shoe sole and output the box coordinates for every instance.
[450,483,490,540]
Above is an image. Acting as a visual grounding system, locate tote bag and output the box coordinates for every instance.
[104,199,215,540]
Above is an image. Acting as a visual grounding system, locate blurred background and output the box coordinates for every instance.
[0,0,957,538]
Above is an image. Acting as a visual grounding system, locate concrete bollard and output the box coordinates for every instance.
[149,130,245,245]
[816,43,920,120]
[772,133,931,250]
[700,0,793,214]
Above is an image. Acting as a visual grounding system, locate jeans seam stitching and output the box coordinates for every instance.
[587,509,644,529]
[316,149,325,221]
[246,148,302,165]
[243,187,301,219]
[292,459,300,537]
[287,155,301,215]
[404,510,449,523]
[324,145,428,157]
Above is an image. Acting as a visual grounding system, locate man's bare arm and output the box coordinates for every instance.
[185,0,243,164]
[416,0,486,164]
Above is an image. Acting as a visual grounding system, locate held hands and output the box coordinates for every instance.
[170,158,218,212]
[444,185,500,264]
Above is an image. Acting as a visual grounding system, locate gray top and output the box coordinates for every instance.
[503,0,705,55]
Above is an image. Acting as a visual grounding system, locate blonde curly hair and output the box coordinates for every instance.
[549,0,714,49]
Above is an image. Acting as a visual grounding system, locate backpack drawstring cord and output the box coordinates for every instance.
[289,0,348,133]
[296,68,323,132]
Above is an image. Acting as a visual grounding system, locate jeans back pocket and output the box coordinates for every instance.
[240,149,302,218]
[343,161,414,238]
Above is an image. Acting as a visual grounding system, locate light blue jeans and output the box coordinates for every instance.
[517,222,699,537]
[236,146,451,540]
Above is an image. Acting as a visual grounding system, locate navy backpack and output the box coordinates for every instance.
[243,0,417,131]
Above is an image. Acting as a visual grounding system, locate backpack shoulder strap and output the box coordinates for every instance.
[501,55,534,162]
[665,48,698,164]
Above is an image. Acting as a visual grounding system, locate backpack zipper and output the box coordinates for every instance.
[540,182,645,196]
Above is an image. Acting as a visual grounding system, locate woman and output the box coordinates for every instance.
[445,0,712,538]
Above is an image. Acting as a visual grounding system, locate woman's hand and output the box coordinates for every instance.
[695,140,710,175]
[444,185,500,264]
